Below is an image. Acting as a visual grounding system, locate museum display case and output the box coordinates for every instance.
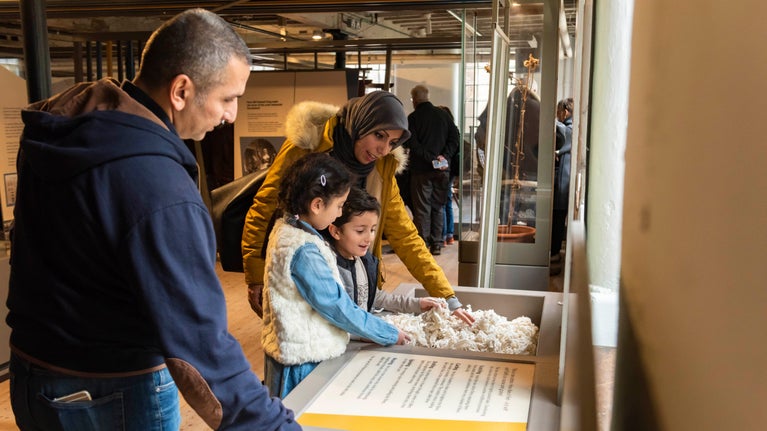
[283,219,597,431]
[457,0,561,291]
[284,285,565,431]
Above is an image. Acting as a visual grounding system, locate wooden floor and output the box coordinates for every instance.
[0,240,615,430]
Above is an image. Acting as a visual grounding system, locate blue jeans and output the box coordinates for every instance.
[442,177,455,240]
[264,354,318,399]
[10,353,180,431]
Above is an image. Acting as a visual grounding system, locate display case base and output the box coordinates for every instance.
[283,285,564,431]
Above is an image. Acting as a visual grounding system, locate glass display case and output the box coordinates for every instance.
[458,1,560,290]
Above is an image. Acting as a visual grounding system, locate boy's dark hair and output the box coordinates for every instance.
[278,153,354,215]
[333,187,380,228]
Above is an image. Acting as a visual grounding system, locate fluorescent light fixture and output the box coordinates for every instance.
[312,30,323,40]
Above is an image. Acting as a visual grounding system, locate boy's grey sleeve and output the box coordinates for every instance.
[372,290,423,314]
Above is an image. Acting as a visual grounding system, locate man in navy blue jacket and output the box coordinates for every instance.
[6,9,300,431]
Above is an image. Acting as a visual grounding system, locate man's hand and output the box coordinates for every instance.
[452,307,475,325]
[248,283,264,318]
[437,154,449,170]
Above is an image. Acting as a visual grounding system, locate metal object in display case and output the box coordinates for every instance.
[283,221,599,431]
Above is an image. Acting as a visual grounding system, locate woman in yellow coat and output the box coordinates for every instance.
[242,91,474,324]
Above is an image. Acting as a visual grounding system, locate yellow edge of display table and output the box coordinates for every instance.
[299,413,527,431]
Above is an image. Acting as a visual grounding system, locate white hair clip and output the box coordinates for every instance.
[320,174,327,186]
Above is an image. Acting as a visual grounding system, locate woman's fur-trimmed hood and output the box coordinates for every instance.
[284,101,337,151]
[283,100,408,174]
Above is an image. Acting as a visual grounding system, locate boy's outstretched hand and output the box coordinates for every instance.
[452,308,475,325]
[418,297,446,312]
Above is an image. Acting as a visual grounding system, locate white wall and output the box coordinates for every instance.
[622,1,767,429]
[393,61,461,116]
[583,0,634,349]
[587,0,632,295]
[556,55,574,102]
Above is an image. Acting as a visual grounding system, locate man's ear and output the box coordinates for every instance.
[328,223,342,240]
[169,74,194,112]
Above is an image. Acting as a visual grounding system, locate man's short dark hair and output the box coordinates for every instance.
[136,9,251,100]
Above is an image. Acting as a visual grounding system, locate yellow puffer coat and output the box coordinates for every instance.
[241,101,455,299]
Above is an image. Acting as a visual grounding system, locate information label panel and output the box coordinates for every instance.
[298,350,534,431]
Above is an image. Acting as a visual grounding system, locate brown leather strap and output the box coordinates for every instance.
[11,345,167,378]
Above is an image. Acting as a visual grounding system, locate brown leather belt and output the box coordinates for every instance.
[11,344,167,378]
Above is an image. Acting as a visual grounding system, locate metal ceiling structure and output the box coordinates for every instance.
[0,0,577,77]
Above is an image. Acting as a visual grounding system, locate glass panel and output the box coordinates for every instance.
[475,24,511,289]
[494,1,556,270]
[457,1,557,289]
[459,10,489,241]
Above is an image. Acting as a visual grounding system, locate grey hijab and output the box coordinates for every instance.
[337,91,411,145]
[331,91,411,183]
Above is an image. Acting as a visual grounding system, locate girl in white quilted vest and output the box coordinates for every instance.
[261,153,410,398]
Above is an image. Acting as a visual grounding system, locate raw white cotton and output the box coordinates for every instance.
[381,299,539,355]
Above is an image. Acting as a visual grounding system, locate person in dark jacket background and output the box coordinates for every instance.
[406,85,460,255]
[6,9,300,431]
[551,97,574,268]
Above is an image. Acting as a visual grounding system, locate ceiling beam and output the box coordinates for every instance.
[247,36,480,54]
[0,1,494,20]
